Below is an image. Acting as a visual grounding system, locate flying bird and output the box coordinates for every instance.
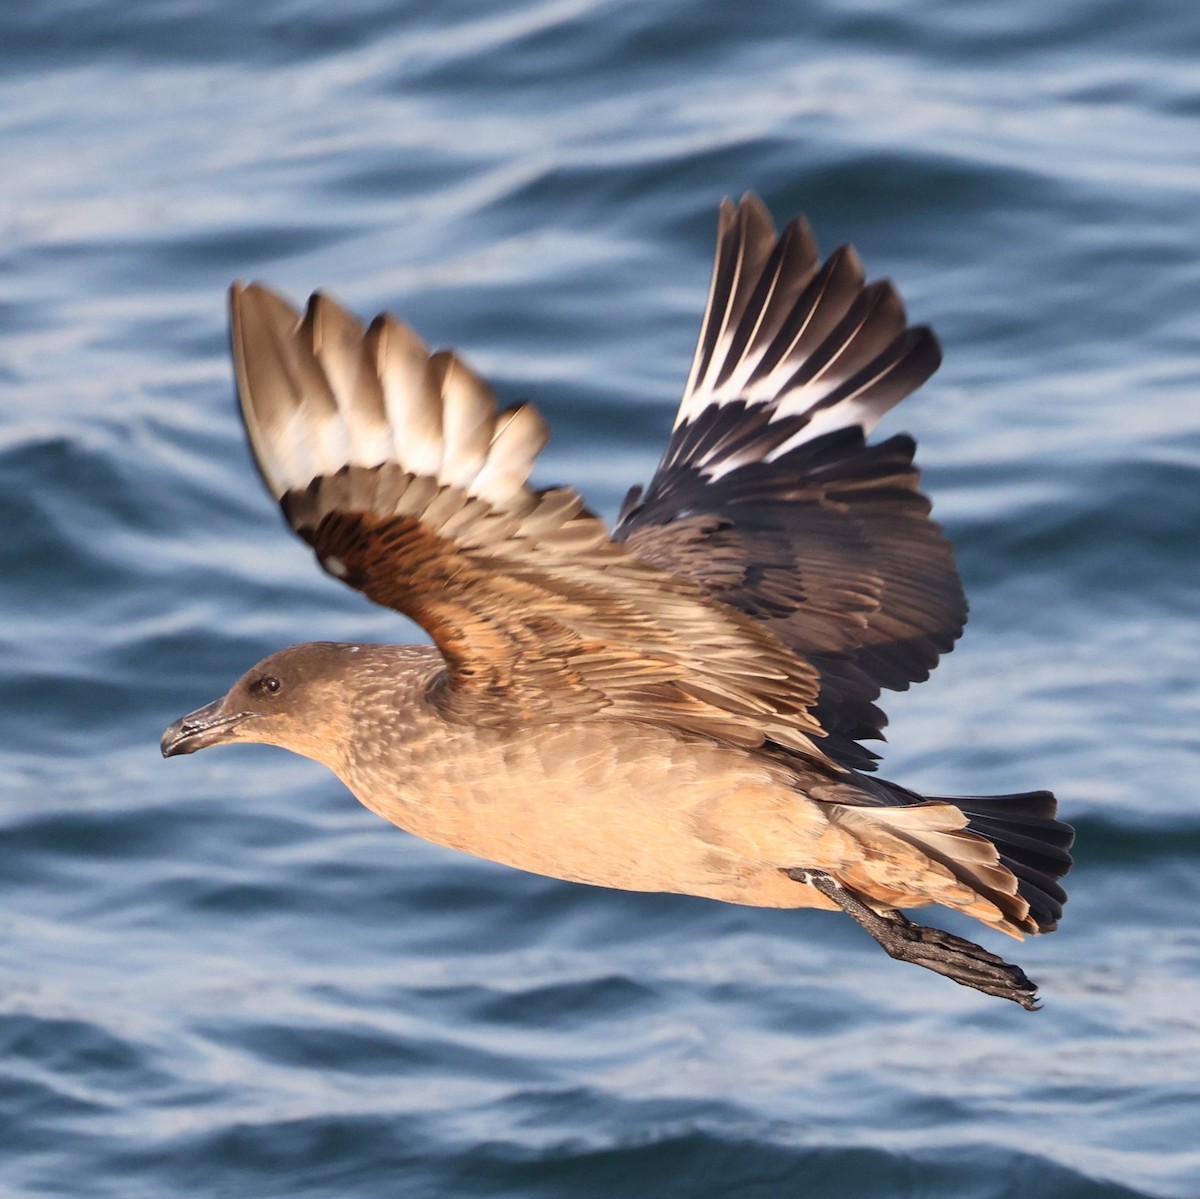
[162,195,1073,1008]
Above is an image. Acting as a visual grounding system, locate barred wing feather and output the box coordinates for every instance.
[617,196,966,769]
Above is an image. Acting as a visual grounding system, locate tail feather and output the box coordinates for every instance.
[946,792,1073,934]
[964,816,1074,890]
[831,786,1073,937]
[1001,859,1069,933]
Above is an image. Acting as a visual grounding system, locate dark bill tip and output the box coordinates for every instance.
[161,699,248,758]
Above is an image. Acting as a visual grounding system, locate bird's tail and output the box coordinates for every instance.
[950,790,1074,933]
[825,789,1073,938]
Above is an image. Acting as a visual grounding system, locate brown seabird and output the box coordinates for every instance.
[162,195,1073,1008]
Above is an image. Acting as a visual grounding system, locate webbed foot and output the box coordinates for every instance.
[784,868,1040,1010]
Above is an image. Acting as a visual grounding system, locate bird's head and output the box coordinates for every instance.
[161,641,365,770]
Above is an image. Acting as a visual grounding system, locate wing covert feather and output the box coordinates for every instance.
[230,282,836,764]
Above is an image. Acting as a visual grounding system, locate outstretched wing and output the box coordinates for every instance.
[616,195,966,770]
[229,282,835,761]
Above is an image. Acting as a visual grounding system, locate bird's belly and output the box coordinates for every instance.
[341,719,843,909]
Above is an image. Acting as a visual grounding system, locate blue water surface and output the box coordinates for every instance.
[1,1,1198,1196]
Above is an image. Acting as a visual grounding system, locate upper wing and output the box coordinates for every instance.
[616,196,966,770]
[229,282,835,761]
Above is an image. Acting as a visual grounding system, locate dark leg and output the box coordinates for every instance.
[784,868,1040,1010]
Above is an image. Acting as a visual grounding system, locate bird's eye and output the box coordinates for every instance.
[254,675,282,696]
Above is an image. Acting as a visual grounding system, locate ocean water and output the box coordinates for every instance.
[2,1,1198,1196]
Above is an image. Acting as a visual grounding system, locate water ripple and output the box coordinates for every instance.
[2,0,1200,1196]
